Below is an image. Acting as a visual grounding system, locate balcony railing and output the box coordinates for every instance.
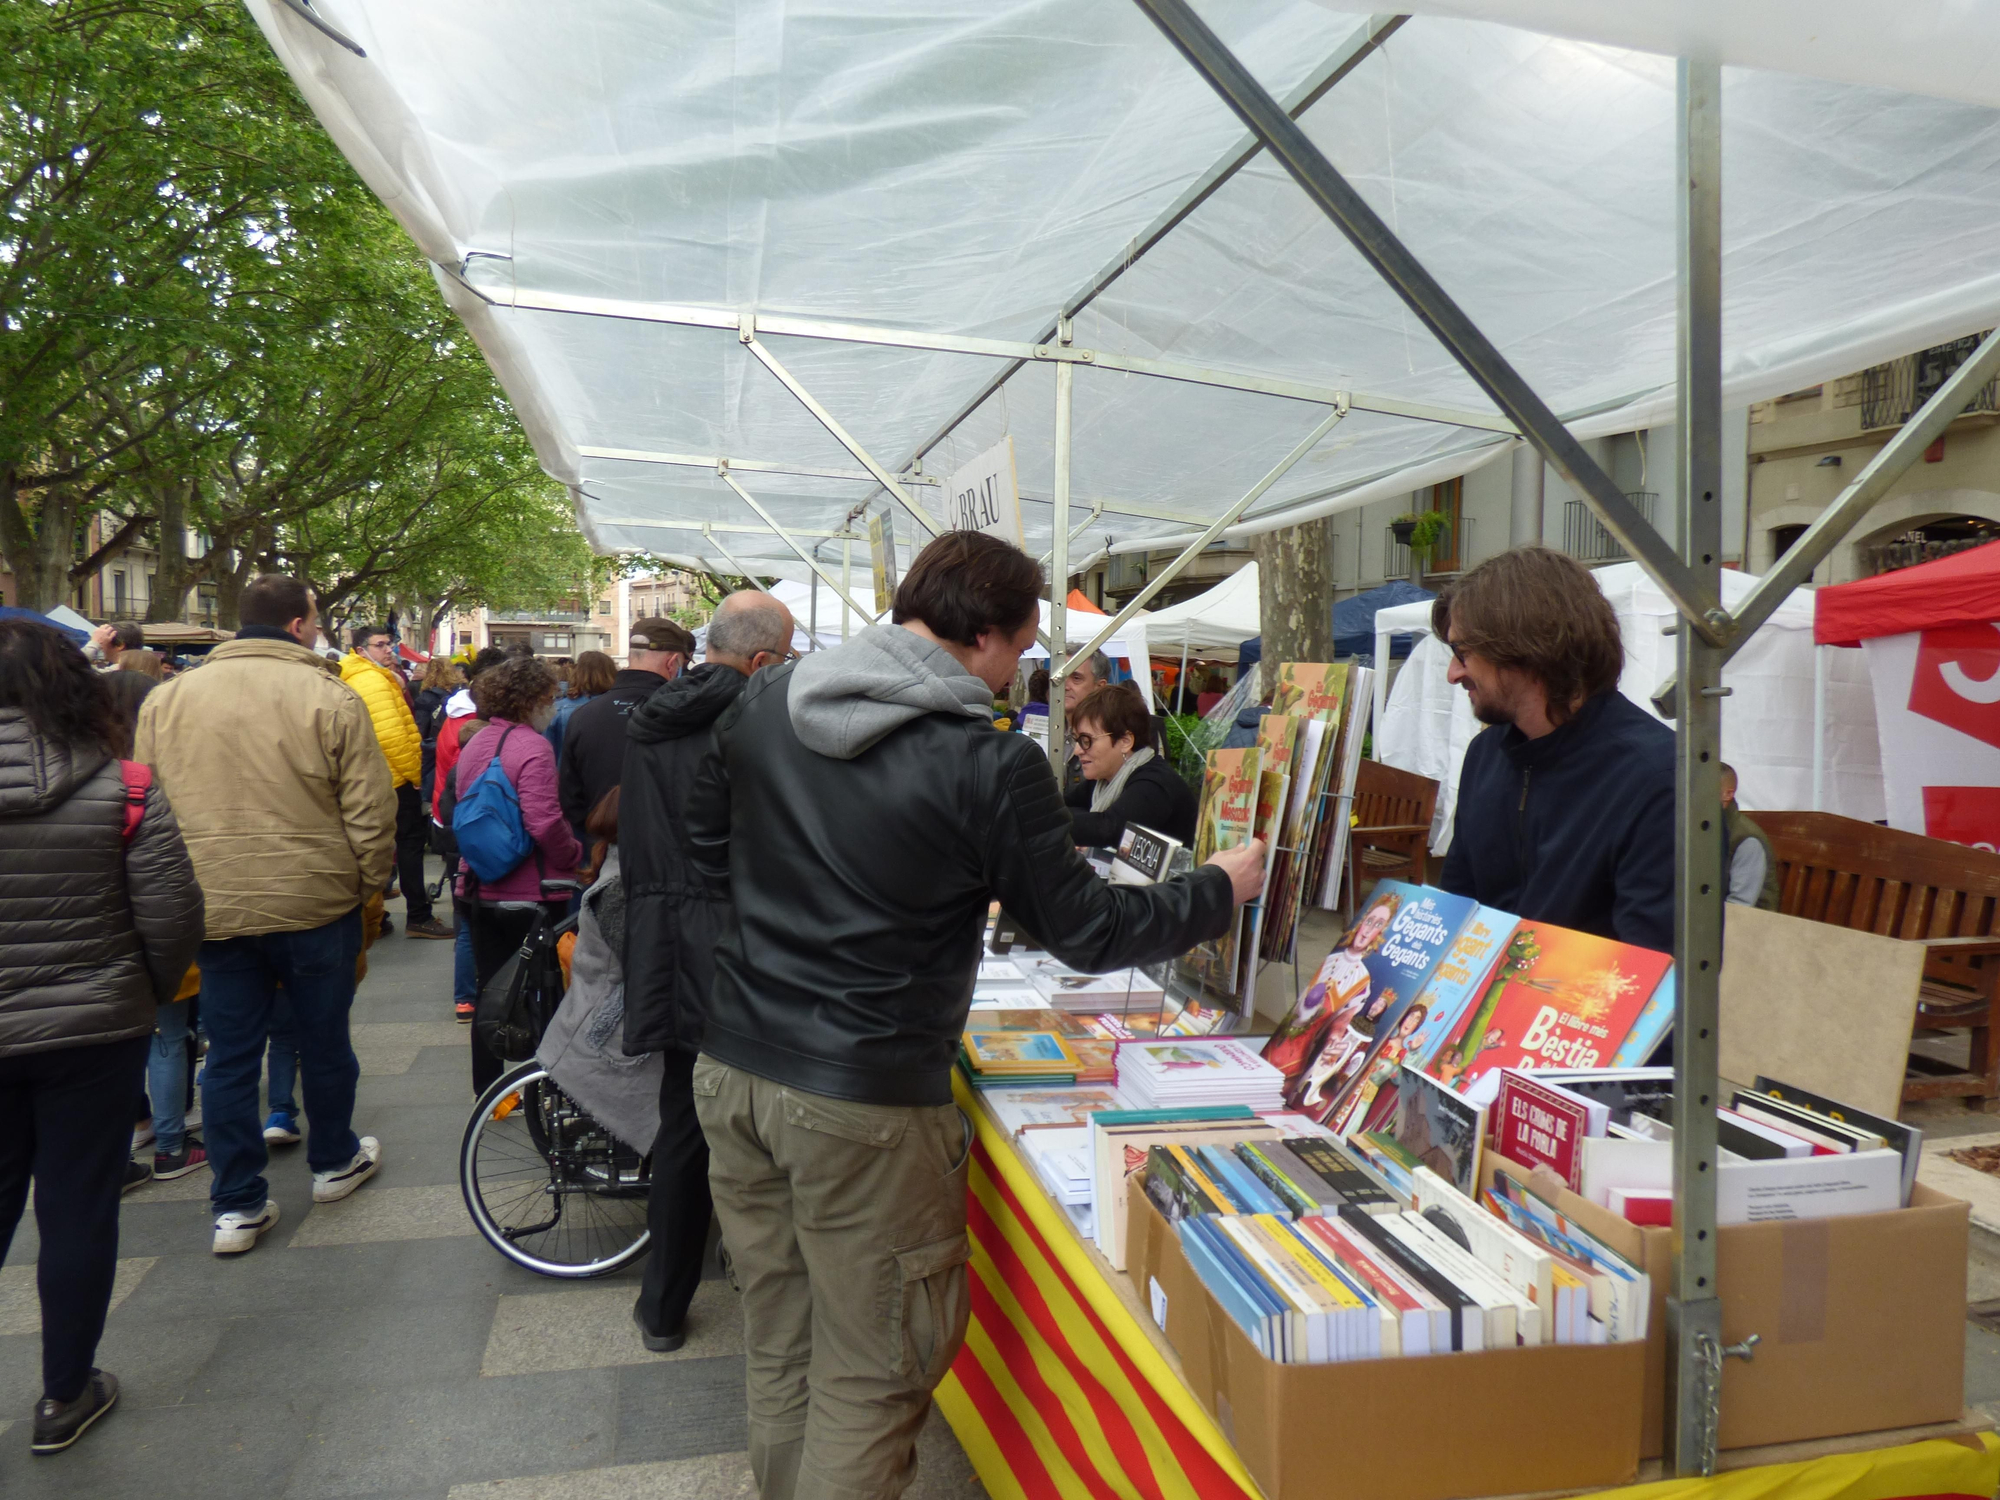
[1382,516,1471,580]
[489,608,588,624]
[1564,492,1657,564]
[1860,333,2000,430]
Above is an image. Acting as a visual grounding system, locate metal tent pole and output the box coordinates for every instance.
[1127,0,1725,644]
[1048,316,1075,772]
[1666,56,1732,1478]
[842,536,853,642]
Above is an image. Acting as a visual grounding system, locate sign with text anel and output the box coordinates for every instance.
[939,437,1023,544]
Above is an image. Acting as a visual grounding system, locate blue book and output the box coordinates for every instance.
[1185,1216,1289,1359]
[1610,969,1675,1067]
[1196,1145,1291,1217]
[1177,1221,1274,1356]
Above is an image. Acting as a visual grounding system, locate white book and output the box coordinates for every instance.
[1390,1212,1537,1348]
[1717,1147,1902,1224]
[1410,1167,1557,1335]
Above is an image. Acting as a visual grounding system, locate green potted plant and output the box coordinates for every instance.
[1392,510,1450,558]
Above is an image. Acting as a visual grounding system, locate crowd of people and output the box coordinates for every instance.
[0,532,1265,1497]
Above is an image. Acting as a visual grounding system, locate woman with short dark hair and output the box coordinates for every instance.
[1064,681,1197,847]
[0,620,204,1454]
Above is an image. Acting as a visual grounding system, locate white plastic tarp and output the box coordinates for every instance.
[246,1,2000,578]
[1121,562,1263,682]
[691,576,877,657]
[1375,564,1885,852]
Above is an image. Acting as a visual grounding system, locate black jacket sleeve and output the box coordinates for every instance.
[684,698,739,890]
[985,740,1232,974]
[125,783,205,1004]
[557,726,588,833]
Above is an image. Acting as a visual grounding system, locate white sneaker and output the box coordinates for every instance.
[131,1121,155,1152]
[312,1136,382,1203]
[212,1201,280,1255]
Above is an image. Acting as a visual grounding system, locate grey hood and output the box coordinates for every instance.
[787,624,991,760]
[0,709,108,819]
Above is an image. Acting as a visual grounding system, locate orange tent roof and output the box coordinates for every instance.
[1066,589,1104,615]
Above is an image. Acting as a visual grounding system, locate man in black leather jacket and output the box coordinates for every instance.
[684,531,1264,1500]
[619,589,796,1354]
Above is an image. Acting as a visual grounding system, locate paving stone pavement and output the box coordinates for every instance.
[0,868,987,1499]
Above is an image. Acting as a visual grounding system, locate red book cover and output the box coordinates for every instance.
[1429,922,1673,1094]
[1492,1073,1591,1189]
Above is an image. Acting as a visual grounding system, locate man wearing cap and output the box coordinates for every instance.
[558,617,693,839]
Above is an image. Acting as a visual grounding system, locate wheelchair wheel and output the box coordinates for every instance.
[461,1062,651,1277]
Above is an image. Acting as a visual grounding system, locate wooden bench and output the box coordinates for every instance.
[1342,759,1439,909]
[1745,810,2000,1108]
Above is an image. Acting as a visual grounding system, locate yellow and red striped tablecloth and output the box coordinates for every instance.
[937,1078,2000,1500]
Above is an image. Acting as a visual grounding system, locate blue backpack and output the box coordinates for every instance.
[453,725,536,883]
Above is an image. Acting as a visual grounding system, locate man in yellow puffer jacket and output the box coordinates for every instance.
[341,627,450,939]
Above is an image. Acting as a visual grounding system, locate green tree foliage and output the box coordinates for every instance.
[0,1,595,621]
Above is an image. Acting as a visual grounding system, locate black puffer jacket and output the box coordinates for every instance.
[686,625,1234,1107]
[619,663,747,1056]
[0,709,206,1057]
[1064,754,1199,848]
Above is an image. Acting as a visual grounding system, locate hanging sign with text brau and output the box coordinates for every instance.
[939,437,1024,545]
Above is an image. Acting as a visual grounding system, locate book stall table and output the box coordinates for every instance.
[938,1078,2000,1500]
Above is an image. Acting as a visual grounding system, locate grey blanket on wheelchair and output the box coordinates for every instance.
[536,854,662,1151]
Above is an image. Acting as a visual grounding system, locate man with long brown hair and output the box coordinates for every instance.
[1432,545,1674,950]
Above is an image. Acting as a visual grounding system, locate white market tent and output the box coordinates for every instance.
[248,1,2000,605]
[250,0,2000,1467]
[690,576,872,657]
[1374,563,1886,852]
[1122,562,1264,711]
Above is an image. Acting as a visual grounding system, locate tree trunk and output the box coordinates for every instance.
[147,481,195,623]
[0,469,81,612]
[213,540,261,631]
[1252,519,1336,682]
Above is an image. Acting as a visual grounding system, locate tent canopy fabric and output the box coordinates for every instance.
[1376,562,1884,851]
[1334,581,1435,658]
[249,2,2000,580]
[0,605,88,645]
[1814,539,2000,647]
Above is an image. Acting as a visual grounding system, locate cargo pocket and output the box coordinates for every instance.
[781,1090,909,1150]
[690,1058,726,1098]
[893,1233,972,1388]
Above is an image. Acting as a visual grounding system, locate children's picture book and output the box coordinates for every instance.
[1273,882,1480,1129]
[1268,663,1350,724]
[982,1086,1130,1133]
[1177,746,1262,1010]
[1350,905,1520,1137]
[962,1029,1081,1073]
[1428,923,1674,1095]
[1388,1065,1486,1196]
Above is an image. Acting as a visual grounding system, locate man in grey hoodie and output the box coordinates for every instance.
[685,532,1264,1500]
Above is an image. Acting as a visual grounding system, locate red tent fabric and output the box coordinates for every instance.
[397,642,431,664]
[1815,540,2000,646]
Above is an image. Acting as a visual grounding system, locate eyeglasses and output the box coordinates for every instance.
[1446,638,1471,666]
[1073,731,1098,752]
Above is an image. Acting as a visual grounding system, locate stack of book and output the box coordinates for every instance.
[1147,1138,1652,1362]
[958,1027,1082,1087]
[1018,956,1167,1013]
[1117,1039,1285,1111]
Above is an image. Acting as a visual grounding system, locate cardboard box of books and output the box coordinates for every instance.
[1129,1186,1646,1500]
[1486,1154,1968,1454]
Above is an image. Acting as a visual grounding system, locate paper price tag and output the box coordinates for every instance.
[1148,1275,1168,1331]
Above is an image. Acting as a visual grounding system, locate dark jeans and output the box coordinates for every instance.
[0,1036,150,1403]
[395,786,434,923]
[199,908,364,1215]
[467,901,564,1097]
[266,989,299,1116]
[638,1049,714,1338]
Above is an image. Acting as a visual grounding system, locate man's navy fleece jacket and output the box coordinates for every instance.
[1437,690,1675,953]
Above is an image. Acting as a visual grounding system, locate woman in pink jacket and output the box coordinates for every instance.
[452,656,583,1094]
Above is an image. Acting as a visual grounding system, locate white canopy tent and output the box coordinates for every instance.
[247,1,2000,585]
[1374,563,1885,852]
[690,576,877,657]
[1121,562,1263,713]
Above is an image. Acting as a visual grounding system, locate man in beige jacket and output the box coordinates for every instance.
[135,575,396,1255]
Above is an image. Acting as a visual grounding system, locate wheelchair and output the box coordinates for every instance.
[460,1060,652,1277]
